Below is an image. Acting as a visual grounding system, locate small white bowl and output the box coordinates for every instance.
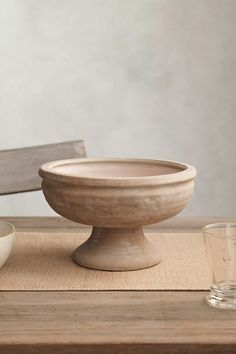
[0,222,15,268]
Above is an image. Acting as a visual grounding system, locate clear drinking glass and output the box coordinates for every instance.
[203,223,236,310]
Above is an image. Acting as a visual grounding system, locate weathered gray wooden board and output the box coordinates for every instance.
[0,140,86,194]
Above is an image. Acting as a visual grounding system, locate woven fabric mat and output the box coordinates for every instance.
[0,231,210,291]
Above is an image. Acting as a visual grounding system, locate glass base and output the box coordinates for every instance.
[206,284,236,310]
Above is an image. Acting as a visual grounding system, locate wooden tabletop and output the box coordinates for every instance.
[0,216,236,354]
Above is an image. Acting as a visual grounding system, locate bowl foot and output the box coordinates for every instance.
[72,226,161,271]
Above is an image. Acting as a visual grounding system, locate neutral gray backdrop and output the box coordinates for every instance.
[0,0,235,217]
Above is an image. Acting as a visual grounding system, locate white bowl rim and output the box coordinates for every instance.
[0,222,15,239]
[39,158,196,186]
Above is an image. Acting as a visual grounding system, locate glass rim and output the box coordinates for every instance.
[202,223,236,238]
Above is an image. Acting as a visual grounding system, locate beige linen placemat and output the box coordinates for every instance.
[0,232,210,290]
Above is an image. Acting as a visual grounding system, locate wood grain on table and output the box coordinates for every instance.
[1,216,235,232]
[0,217,235,354]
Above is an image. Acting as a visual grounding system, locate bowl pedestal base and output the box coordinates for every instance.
[72,226,161,271]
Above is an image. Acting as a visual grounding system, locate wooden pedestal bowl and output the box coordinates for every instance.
[39,158,196,271]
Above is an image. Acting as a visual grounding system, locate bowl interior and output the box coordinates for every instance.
[0,222,15,238]
[50,160,186,178]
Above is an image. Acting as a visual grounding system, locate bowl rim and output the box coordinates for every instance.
[39,158,196,186]
[0,222,15,239]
